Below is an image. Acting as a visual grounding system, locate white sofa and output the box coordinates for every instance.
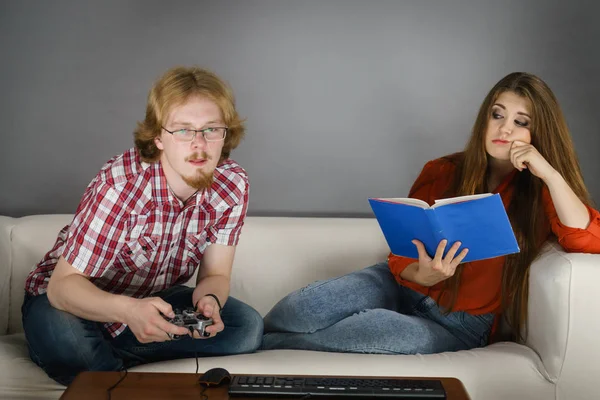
[1,214,599,400]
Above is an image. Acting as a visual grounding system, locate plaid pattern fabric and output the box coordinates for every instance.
[24,148,249,337]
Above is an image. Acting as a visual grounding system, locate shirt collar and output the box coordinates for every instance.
[148,161,211,207]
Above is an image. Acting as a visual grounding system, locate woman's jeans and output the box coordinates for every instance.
[262,263,493,354]
[22,285,263,386]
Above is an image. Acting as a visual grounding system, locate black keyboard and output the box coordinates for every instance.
[228,375,446,399]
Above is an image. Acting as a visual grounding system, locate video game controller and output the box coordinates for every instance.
[165,309,213,339]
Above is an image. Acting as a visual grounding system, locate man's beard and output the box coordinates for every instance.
[183,170,214,190]
[183,152,214,190]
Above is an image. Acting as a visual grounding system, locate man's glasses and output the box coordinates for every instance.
[162,126,228,143]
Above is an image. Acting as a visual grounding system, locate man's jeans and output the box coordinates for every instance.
[262,263,493,354]
[22,285,263,386]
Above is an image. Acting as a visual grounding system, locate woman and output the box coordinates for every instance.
[261,72,600,354]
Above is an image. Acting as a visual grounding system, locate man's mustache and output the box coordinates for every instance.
[185,152,211,162]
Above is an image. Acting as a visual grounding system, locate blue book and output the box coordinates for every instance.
[368,193,520,262]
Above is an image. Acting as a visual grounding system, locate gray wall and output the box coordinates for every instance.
[1,0,599,218]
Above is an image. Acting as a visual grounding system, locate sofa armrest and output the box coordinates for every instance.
[526,241,600,397]
[0,216,16,336]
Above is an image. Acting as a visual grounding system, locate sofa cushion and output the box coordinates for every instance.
[229,216,390,316]
[0,334,64,399]
[130,343,552,400]
[0,331,552,400]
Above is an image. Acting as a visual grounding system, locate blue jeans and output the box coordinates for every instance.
[22,285,263,385]
[262,263,493,354]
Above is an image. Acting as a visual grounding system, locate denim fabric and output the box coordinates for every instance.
[22,285,263,385]
[262,263,493,354]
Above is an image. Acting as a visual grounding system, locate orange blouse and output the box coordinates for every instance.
[388,155,600,316]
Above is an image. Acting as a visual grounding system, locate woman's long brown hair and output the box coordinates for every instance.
[442,72,591,342]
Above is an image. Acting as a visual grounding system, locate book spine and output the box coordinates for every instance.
[425,208,444,245]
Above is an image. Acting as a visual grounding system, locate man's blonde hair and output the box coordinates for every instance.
[134,66,245,163]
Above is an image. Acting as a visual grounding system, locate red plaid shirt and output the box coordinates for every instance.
[25,148,249,337]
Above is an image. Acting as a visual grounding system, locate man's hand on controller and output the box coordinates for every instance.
[124,297,190,343]
[193,295,224,339]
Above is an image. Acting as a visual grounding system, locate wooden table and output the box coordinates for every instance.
[60,371,470,400]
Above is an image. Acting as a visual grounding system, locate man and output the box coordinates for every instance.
[22,66,263,385]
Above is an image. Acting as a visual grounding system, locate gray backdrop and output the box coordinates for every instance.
[1,0,599,218]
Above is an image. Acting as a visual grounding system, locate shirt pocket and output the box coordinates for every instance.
[117,236,160,276]
[184,232,207,269]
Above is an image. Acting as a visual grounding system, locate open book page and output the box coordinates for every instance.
[369,197,430,209]
[432,193,493,208]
